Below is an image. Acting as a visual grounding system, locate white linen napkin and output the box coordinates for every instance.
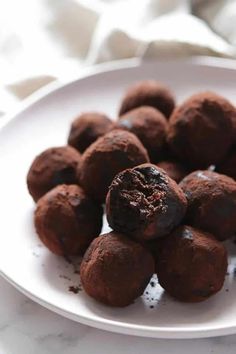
[1,0,236,115]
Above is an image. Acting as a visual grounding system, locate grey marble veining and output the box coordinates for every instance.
[0,276,236,354]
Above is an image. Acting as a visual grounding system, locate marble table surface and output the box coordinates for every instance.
[0,277,236,354]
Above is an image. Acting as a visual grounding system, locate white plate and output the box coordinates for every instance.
[1,57,236,339]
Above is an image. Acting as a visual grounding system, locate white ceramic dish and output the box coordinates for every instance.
[1,57,236,339]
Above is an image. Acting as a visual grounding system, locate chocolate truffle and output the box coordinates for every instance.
[157,160,189,183]
[34,184,103,256]
[116,106,168,160]
[80,232,155,307]
[119,80,175,118]
[106,163,187,240]
[156,225,228,302]
[27,146,81,202]
[78,130,149,202]
[68,112,113,153]
[217,146,236,180]
[167,92,235,168]
[180,170,236,241]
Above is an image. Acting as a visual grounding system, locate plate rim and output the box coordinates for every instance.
[2,270,236,339]
[1,56,236,339]
[2,55,236,130]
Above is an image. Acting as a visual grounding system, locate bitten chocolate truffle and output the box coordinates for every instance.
[167,92,235,168]
[68,112,113,153]
[27,146,81,202]
[157,160,189,183]
[119,80,175,118]
[106,163,187,240]
[78,130,149,202]
[156,225,228,302]
[116,106,168,160]
[180,170,236,241]
[34,184,103,256]
[80,232,155,307]
[217,146,236,180]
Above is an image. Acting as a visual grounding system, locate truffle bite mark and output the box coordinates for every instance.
[106,163,187,240]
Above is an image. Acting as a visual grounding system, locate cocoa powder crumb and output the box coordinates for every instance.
[68,285,82,294]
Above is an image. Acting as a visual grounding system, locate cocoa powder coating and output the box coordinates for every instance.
[68,112,113,153]
[119,80,175,118]
[180,170,236,241]
[117,106,168,161]
[78,130,149,202]
[34,184,103,256]
[167,92,235,168]
[156,225,228,302]
[80,232,155,307]
[27,146,81,202]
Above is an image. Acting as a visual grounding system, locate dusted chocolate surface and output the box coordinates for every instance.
[156,225,228,302]
[68,112,113,153]
[180,170,236,241]
[80,232,154,307]
[27,146,81,202]
[119,80,175,118]
[34,184,103,256]
[78,130,149,202]
[167,92,235,168]
[117,106,167,160]
[157,160,190,183]
[106,163,187,240]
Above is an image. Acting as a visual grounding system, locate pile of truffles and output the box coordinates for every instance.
[27,80,236,308]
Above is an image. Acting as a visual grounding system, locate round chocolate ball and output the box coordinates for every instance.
[106,163,187,241]
[34,184,103,256]
[68,112,113,153]
[116,106,168,160]
[80,232,155,307]
[119,80,175,118]
[78,130,149,202]
[156,225,228,302]
[157,160,190,183]
[167,92,235,168]
[217,146,236,180]
[180,170,236,241]
[27,146,81,202]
